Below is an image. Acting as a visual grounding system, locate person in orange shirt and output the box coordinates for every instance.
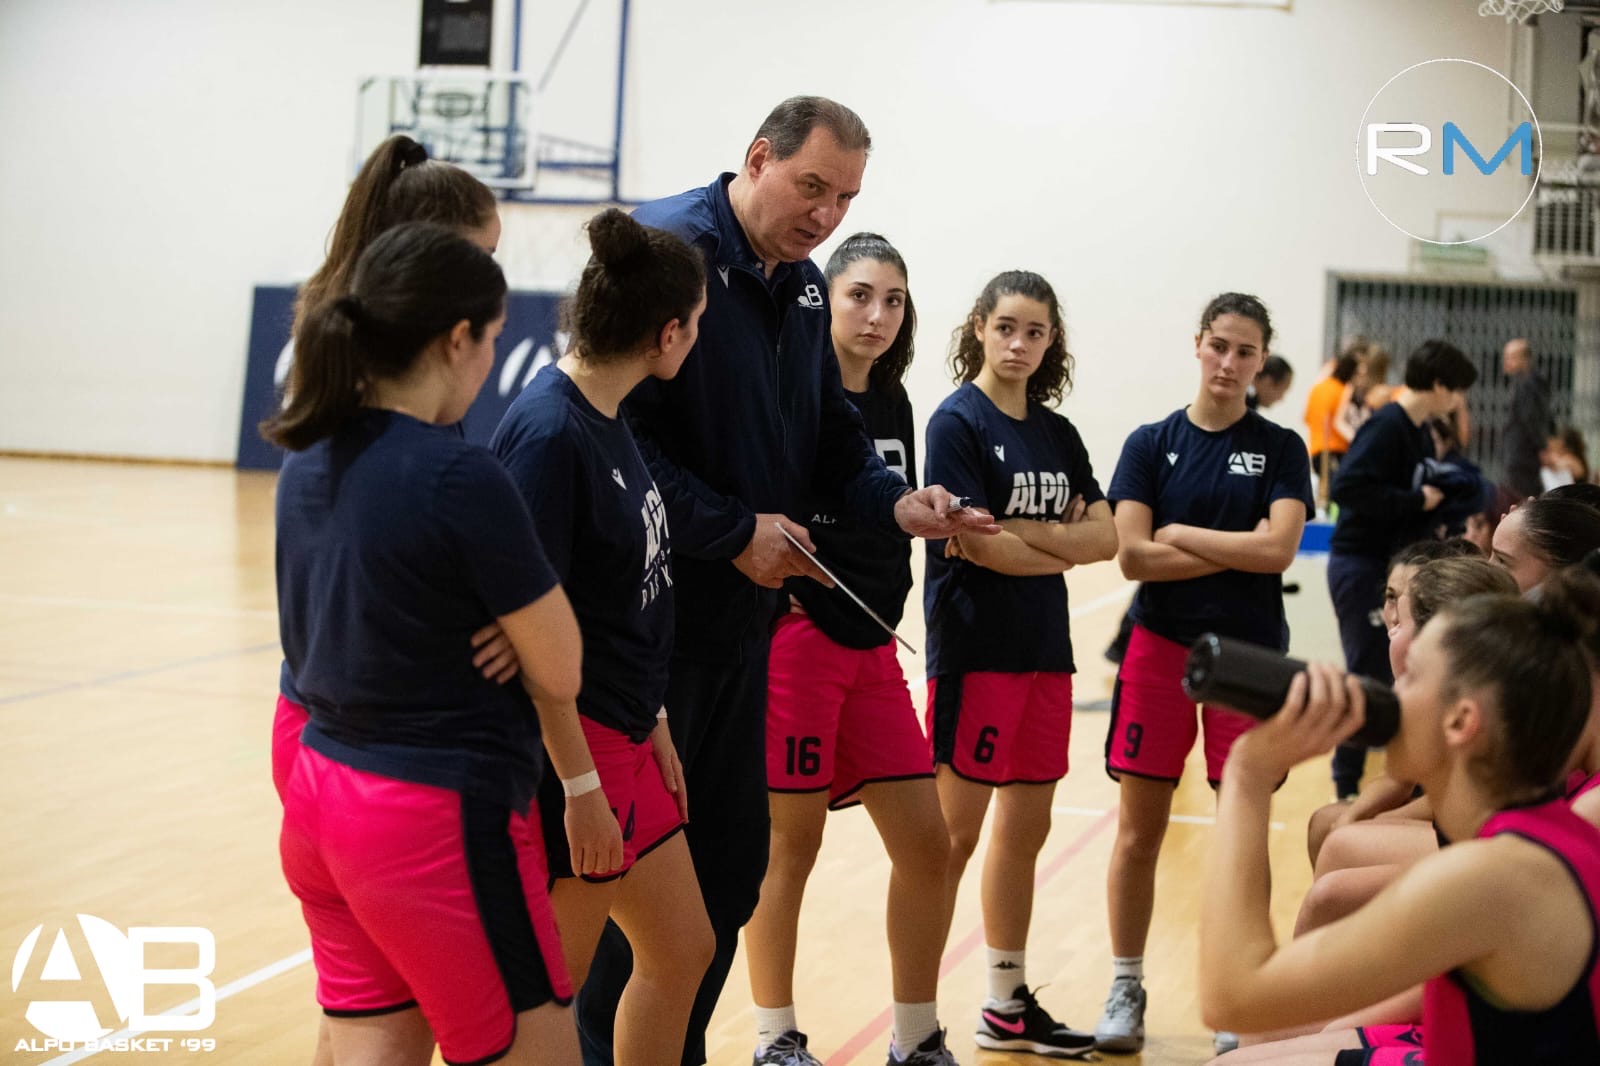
[1305,350,1360,510]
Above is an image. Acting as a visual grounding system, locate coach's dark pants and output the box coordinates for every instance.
[577,645,772,1066]
[1326,551,1394,796]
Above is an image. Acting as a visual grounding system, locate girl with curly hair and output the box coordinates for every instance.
[924,270,1116,1058]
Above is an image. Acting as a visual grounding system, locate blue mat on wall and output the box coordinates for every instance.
[237,285,564,470]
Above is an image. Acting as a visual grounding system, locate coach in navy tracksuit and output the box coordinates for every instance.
[576,96,994,1066]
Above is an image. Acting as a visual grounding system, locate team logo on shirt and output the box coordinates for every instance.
[1004,471,1072,517]
[1227,451,1267,477]
[796,283,824,309]
[640,485,673,609]
[875,438,908,479]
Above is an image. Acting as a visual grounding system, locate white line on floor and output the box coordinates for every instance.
[0,593,277,620]
[42,949,314,1065]
[1052,805,1285,830]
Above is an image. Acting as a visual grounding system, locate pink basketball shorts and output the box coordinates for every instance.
[539,715,686,882]
[279,744,571,1065]
[766,614,932,808]
[1335,1024,1425,1066]
[272,694,310,801]
[1105,625,1258,785]
[925,670,1073,786]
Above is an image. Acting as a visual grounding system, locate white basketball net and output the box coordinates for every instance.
[1479,0,1564,22]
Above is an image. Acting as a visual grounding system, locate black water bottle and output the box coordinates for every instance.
[1181,634,1399,748]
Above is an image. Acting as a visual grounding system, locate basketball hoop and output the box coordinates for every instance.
[1479,0,1564,23]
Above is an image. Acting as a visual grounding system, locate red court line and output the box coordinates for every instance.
[824,806,1119,1064]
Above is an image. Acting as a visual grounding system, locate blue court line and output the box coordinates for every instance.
[0,642,280,707]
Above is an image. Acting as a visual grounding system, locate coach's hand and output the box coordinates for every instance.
[896,486,1001,540]
[567,790,625,877]
[733,515,833,589]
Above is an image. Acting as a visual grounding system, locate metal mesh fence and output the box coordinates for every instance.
[1325,273,1593,484]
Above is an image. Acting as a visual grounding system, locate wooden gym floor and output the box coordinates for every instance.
[0,456,1352,1065]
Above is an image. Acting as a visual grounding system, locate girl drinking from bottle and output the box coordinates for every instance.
[1202,568,1600,1066]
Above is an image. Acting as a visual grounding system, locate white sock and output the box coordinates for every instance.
[892,1001,940,1058]
[986,947,1026,1005]
[755,1004,798,1051]
[1112,955,1144,982]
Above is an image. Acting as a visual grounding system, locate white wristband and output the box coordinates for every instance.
[561,770,602,798]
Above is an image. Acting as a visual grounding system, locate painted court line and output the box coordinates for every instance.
[42,949,314,1065]
[0,592,278,620]
[1053,804,1285,831]
[0,642,280,707]
[35,581,1141,1062]
[825,808,1119,1065]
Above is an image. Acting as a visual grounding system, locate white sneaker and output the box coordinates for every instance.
[1093,977,1146,1053]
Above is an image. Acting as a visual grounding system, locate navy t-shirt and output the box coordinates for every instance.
[923,382,1105,676]
[491,365,674,739]
[275,409,559,810]
[1108,407,1313,651]
[789,381,916,650]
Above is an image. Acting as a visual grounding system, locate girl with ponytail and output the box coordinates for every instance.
[296,134,500,327]
[489,208,711,1066]
[1202,570,1600,1065]
[272,222,597,1065]
[271,136,509,808]
[741,234,961,1066]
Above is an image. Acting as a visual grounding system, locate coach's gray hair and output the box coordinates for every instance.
[746,96,871,161]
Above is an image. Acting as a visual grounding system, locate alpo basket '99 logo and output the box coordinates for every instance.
[1356,58,1541,245]
[11,915,216,1047]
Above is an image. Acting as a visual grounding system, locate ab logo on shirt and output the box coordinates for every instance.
[1004,471,1072,518]
[640,486,673,609]
[1227,451,1267,477]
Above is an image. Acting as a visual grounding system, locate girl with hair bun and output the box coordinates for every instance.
[490,207,711,1066]
[742,234,959,1066]
[924,270,1116,1059]
[270,222,591,1066]
[1202,569,1600,1066]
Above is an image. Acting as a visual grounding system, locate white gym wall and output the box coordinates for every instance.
[0,0,1520,470]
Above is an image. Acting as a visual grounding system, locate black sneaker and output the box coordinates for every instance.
[975,985,1095,1059]
[754,1030,822,1066]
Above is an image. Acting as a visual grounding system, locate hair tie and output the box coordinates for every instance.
[397,140,429,171]
[334,295,366,326]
